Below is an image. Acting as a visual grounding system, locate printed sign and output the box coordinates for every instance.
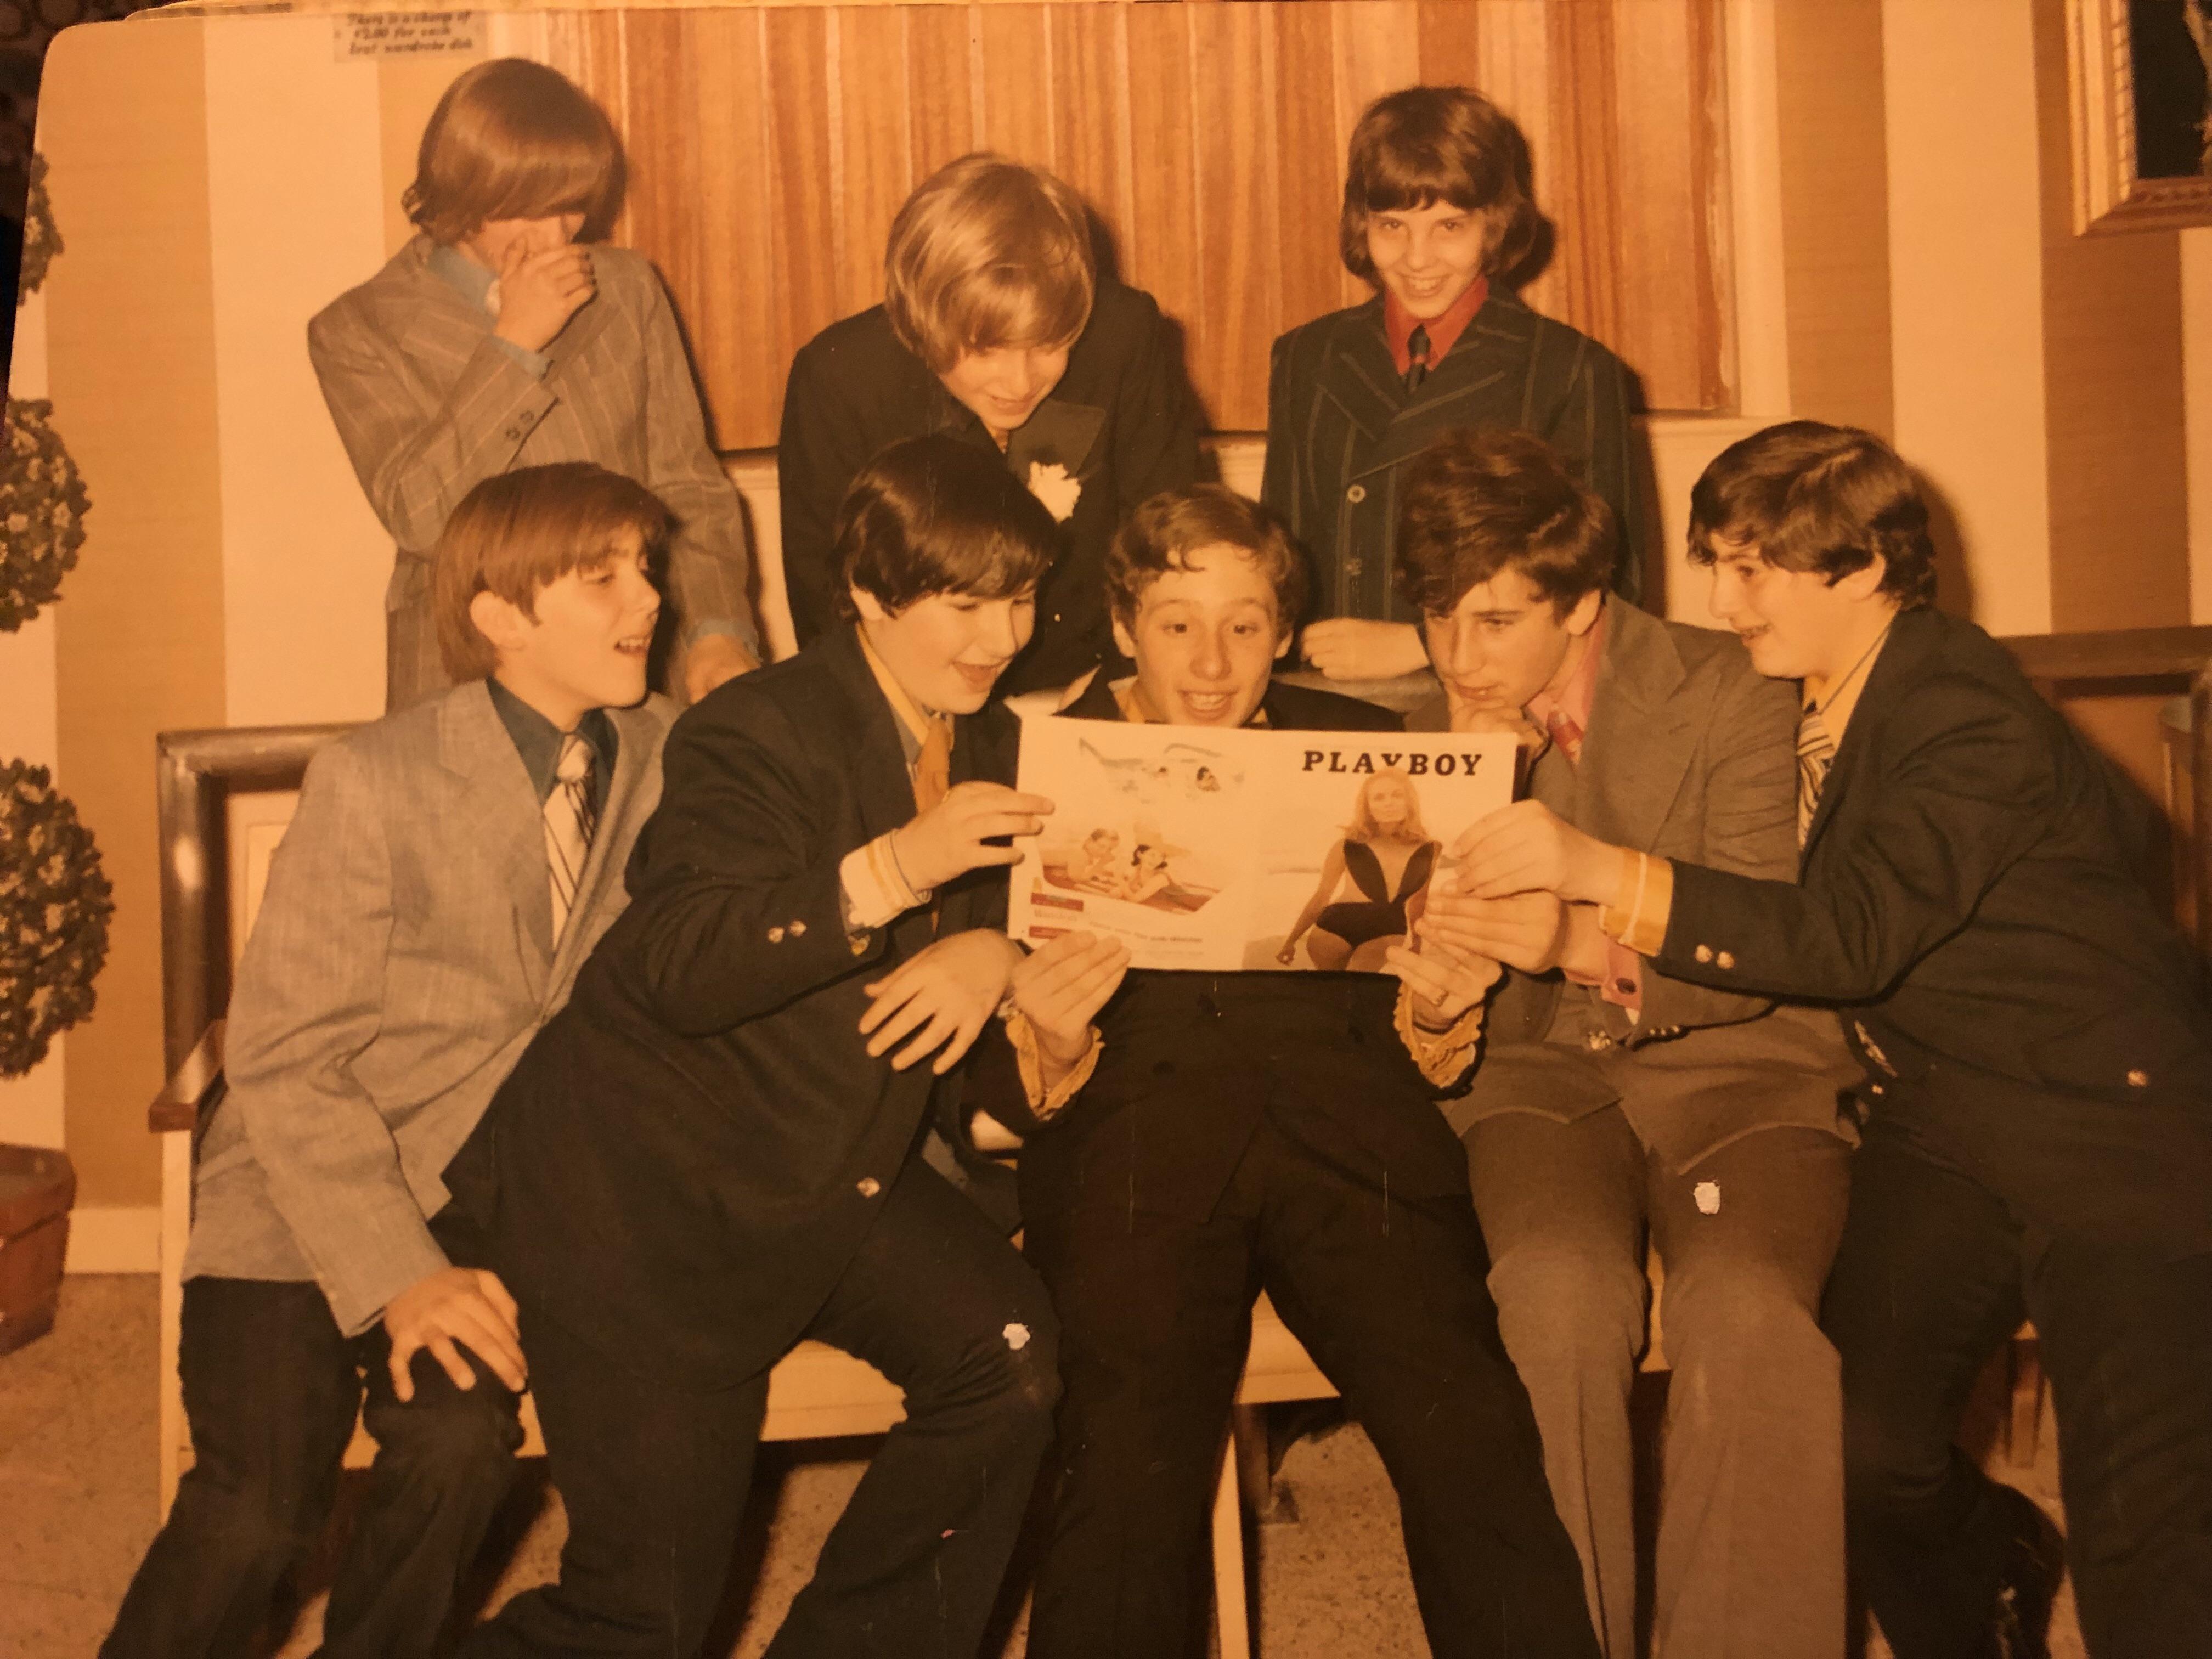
[335,13,481,60]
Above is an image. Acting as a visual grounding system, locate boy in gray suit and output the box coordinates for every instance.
[1400,429,1860,1659]
[104,462,678,1659]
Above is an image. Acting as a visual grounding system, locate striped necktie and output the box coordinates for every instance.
[545,732,598,942]
[1796,704,1835,848]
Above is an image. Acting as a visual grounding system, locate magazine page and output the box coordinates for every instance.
[1009,715,1516,972]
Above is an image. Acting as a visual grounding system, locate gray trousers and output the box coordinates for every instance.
[1465,1107,1851,1659]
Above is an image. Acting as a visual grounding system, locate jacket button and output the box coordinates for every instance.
[788,918,808,938]
[1694,944,1714,964]
[1716,950,1735,970]
[2126,1068,2150,1088]
[1584,1030,1615,1052]
[849,935,869,956]
[767,926,785,943]
[1869,1082,1885,1096]
[1346,483,1367,504]
[856,1176,882,1198]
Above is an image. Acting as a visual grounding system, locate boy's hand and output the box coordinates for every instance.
[890,782,1053,893]
[381,1266,527,1402]
[1443,692,1548,754]
[1010,931,1129,1064]
[1448,800,1625,906]
[861,930,1025,1073]
[681,634,756,703]
[1299,617,1431,682]
[1416,889,1572,974]
[1386,934,1502,1029]
[493,241,596,354]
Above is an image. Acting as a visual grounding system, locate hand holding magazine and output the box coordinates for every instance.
[1008,718,1516,973]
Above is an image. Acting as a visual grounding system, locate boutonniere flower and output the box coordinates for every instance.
[1026,460,1081,523]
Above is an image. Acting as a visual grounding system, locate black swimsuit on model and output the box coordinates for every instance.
[1316,839,1439,949]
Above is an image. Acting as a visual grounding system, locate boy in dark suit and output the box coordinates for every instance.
[1263,84,1644,688]
[1446,421,2212,1659]
[778,152,1200,696]
[105,463,679,1659]
[1010,484,1600,1659]
[445,436,1075,1658]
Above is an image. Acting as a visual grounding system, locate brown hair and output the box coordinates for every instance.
[833,435,1061,618]
[883,153,1097,373]
[1394,427,1617,616]
[1104,484,1309,637]
[1340,86,1547,285]
[433,462,671,681]
[404,59,623,246]
[1686,421,1936,607]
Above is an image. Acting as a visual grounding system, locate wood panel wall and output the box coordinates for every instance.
[520,0,1729,449]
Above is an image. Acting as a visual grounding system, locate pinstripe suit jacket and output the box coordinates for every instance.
[182,680,673,1337]
[308,235,754,709]
[1262,290,1645,623]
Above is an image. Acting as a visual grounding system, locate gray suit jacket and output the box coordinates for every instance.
[182,681,673,1336]
[308,235,755,707]
[1415,601,1858,1169]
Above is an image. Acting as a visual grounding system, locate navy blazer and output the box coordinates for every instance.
[444,625,1018,1385]
[1650,605,2212,1255]
[1262,289,1644,624]
[777,280,1201,696]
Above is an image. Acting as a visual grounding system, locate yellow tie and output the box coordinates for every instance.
[913,715,952,815]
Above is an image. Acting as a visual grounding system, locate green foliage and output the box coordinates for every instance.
[0,760,114,1079]
[1,397,92,631]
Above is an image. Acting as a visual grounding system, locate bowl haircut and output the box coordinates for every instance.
[1339,85,1548,286]
[404,58,624,247]
[1393,427,1616,618]
[1686,421,1937,608]
[1104,484,1310,639]
[433,462,673,682]
[832,434,1062,620]
[883,153,1097,375]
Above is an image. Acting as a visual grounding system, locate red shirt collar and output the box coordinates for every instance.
[1384,276,1489,378]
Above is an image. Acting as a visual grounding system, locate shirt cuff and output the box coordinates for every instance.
[840,833,930,938]
[1393,984,1487,1088]
[1599,850,1674,958]
[489,334,552,380]
[1002,1007,1102,1122]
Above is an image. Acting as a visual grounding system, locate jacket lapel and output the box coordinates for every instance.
[542,697,665,996]
[1007,398,1108,484]
[439,682,554,1004]
[1325,295,1534,484]
[1801,607,1934,862]
[1575,604,1705,850]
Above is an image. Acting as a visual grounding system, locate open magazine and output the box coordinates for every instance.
[1008,715,1517,973]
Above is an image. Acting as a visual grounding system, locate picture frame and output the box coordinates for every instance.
[2069,0,2212,234]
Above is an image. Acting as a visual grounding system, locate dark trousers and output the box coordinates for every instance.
[1022,1114,1601,1659]
[1821,1118,2212,1659]
[461,1156,1059,1659]
[103,1257,524,1657]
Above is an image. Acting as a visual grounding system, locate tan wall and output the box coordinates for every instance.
[42,22,231,1211]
